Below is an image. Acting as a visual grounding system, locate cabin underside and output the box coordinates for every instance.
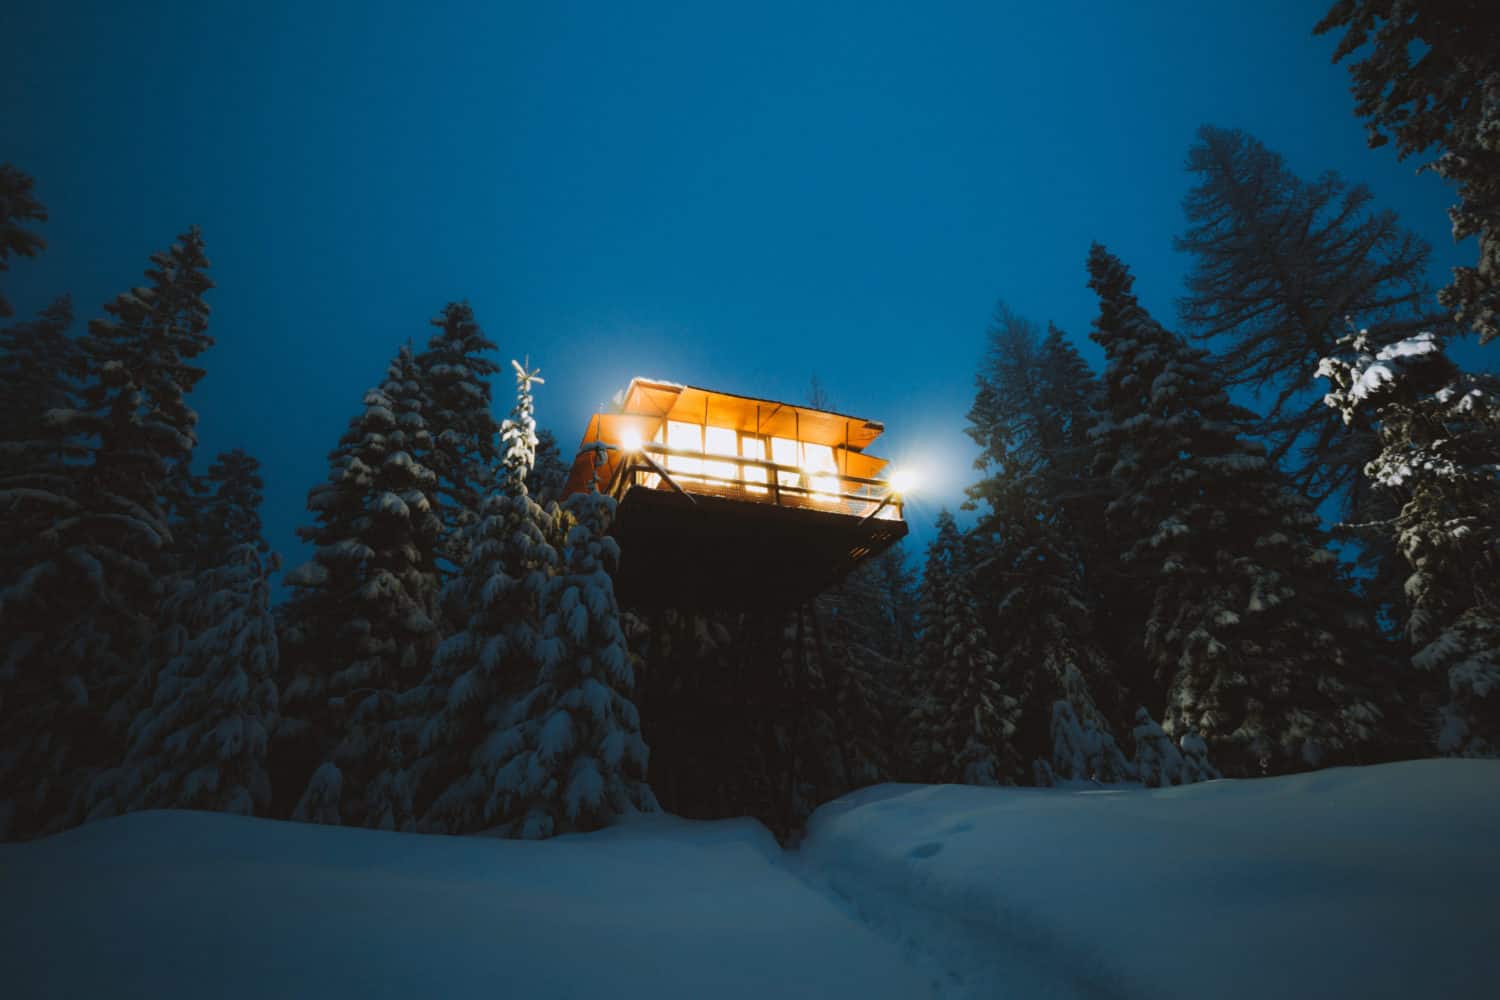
[613,485,908,611]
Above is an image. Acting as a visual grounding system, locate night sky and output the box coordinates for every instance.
[1,0,1476,570]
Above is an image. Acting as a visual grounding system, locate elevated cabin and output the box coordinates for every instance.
[562,378,908,610]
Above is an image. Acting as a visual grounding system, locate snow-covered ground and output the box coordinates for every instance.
[4,760,1497,999]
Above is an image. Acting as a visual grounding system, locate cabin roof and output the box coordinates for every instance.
[562,377,890,496]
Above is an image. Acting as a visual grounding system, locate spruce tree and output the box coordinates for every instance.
[1319,329,1500,755]
[1317,0,1500,344]
[1087,244,1388,776]
[0,163,47,318]
[416,302,501,577]
[401,360,560,833]
[911,511,1022,785]
[492,437,657,838]
[276,346,441,823]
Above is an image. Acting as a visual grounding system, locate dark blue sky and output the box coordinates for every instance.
[2,1,1478,569]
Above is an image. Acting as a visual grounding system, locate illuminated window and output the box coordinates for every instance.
[704,425,738,483]
[803,443,839,500]
[667,420,703,475]
[770,437,801,489]
[741,435,768,494]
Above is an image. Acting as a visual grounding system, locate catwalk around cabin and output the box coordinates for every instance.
[563,379,910,835]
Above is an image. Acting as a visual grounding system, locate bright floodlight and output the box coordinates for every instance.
[888,466,919,495]
[620,428,644,453]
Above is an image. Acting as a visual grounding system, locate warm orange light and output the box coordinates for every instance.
[620,429,644,453]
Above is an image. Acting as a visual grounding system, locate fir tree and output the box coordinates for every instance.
[1317,0,1500,343]
[0,163,47,318]
[912,511,1022,785]
[492,437,657,838]
[1319,329,1500,755]
[416,302,501,576]
[1087,244,1389,776]
[276,346,441,823]
[403,360,560,834]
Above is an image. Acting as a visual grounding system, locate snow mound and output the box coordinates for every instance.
[0,810,933,999]
[800,760,1500,1000]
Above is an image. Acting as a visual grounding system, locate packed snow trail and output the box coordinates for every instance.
[797,760,1500,1000]
[1,811,936,999]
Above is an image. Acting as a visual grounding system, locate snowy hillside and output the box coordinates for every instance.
[4,760,1498,999]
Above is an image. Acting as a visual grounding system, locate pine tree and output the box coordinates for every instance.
[416,302,501,577]
[1178,126,1435,484]
[1177,127,1436,626]
[0,163,48,318]
[1317,0,1500,344]
[402,360,560,834]
[0,300,84,839]
[528,428,569,507]
[1129,708,1221,787]
[0,231,214,836]
[1319,329,1500,755]
[911,511,1022,785]
[964,309,1131,784]
[1087,244,1389,776]
[275,346,441,823]
[491,437,657,838]
[85,450,279,820]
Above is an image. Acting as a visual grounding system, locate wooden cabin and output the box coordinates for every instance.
[562,378,909,610]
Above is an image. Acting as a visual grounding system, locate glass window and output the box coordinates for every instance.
[803,443,839,500]
[741,435,768,494]
[703,425,738,482]
[666,420,703,476]
[770,436,801,489]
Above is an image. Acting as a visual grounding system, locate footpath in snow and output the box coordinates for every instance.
[3,759,1498,999]
[797,759,1500,1000]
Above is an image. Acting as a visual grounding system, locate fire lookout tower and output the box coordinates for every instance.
[561,377,909,611]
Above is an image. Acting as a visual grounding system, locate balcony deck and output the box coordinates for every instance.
[605,445,907,610]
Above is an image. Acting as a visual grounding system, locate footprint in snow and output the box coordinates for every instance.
[907,841,944,860]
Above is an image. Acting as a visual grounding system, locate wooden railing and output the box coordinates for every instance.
[609,443,904,521]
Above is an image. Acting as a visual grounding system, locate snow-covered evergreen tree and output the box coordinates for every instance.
[911,511,1022,785]
[400,359,560,834]
[1087,244,1389,776]
[275,346,441,823]
[1177,126,1436,627]
[1177,125,1435,487]
[1317,0,1500,344]
[1129,708,1221,788]
[963,309,1132,784]
[528,428,569,507]
[1319,329,1500,755]
[0,230,214,836]
[416,302,501,578]
[490,438,656,838]
[0,163,48,318]
[85,451,279,819]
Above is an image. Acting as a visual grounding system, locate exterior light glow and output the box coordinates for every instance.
[888,467,919,495]
[620,429,644,453]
